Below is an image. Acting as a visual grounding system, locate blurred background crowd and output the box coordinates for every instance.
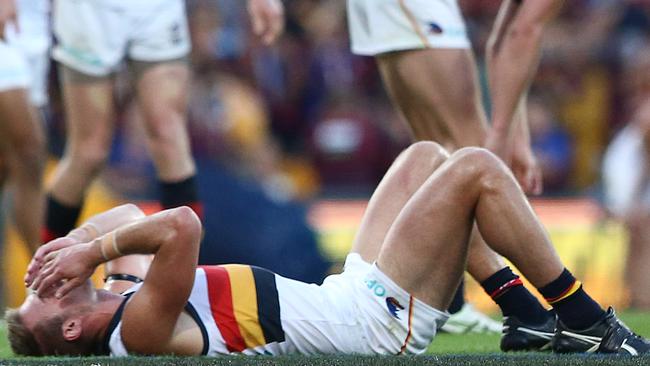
[5,0,650,309]
[41,0,650,200]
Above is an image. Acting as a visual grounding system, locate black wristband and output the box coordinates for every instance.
[104,274,143,284]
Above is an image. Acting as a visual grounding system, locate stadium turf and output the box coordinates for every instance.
[0,311,648,365]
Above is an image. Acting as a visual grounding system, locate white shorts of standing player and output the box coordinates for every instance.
[347,0,471,56]
[52,0,191,77]
[0,0,50,107]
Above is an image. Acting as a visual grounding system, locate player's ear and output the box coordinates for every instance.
[61,317,83,341]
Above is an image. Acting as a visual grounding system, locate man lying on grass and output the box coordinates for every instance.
[8,142,650,356]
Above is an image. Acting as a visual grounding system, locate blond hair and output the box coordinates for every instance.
[5,308,42,356]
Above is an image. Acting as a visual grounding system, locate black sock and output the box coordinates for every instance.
[42,195,82,242]
[481,267,549,324]
[159,175,203,220]
[538,268,606,330]
[448,280,466,314]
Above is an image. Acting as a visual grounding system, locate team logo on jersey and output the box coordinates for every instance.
[429,22,444,34]
[386,297,405,319]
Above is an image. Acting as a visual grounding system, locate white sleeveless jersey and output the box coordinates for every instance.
[105,265,290,356]
[104,256,449,356]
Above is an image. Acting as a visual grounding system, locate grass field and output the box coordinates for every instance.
[0,311,648,365]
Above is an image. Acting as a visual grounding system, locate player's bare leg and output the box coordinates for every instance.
[351,142,450,262]
[353,142,552,349]
[377,48,487,149]
[351,141,509,281]
[0,89,45,252]
[375,148,650,355]
[375,148,561,308]
[136,61,202,217]
[44,68,115,241]
[352,141,507,282]
[350,143,506,278]
[136,61,194,182]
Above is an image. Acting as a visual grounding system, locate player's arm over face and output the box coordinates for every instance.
[26,204,154,294]
[30,206,202,355]
[117,207,202,354]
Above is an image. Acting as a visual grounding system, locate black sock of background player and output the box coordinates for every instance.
[42,195,82,243]
[159,175,203,220]
[448,280,466,314]
[481,267,549,324]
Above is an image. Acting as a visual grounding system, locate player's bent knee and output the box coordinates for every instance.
[450,147,492,166]
[458,149,513,194]
[449,147,506,180]
[401,141,449,164]
[410,141,448,157]
[452,147,500,166]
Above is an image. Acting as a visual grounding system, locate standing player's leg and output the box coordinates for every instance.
[129,0,201,219]
[0,88,46,252]
[0,39,47,252]
[44,0,127,243]
[135,61,202,218]
[377,49,487,148]
[43,69,116,242]
[376,48,551,343]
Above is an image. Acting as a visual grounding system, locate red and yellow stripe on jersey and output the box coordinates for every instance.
[200,264,285,352]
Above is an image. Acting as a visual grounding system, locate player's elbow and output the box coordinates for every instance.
[167,206,202,246]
